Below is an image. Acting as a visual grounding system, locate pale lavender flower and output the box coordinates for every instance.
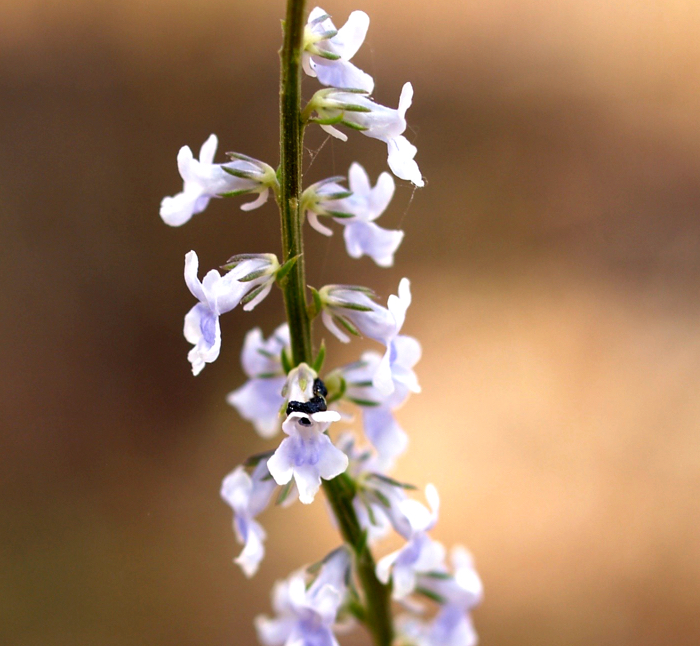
[318,278,409,346]
[256,549,351,646]
[220,461,278,578]
[397,548,483,646]
[302,7,373,92]
[376,484,447,599]
[183,251,278,375]
[302,163,403,267]
[267,411,348,504]
[337,342,422,464]
[309,83,423,186]
[227,324,290,438]
[160,134,276,226]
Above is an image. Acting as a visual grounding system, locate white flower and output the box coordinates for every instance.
[302,163,403,267]
[371,278,418,397]
[256,549,350,646]
[267,411,348,504]
[418,546,483,610]
[220,461,278,578]
[227,324,290,438]
[398,548,483,646]
[319,279,406,345]
[338,342,420,464]
[183,251,278,375]
[160,134,276,226]
[398,610,478,646]
[302,7,373,92]
[309,83,423,186]
[376,484,446,599]
[281,363,318,405]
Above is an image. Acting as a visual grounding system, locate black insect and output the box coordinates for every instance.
[286,378,328,418]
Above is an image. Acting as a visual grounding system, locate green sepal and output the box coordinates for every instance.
[310,115,345,126]
[321,190,353,200]
[317,50,341,61]
[365,500,378,527]
[415,586,446,605]
[218,188,255,198]
[276,481,294,506]
[240,284,267,307]
[368,473,418,490]
[347,397,381,407]
[308,13,331,26]
[338,103,371,113]
[423,570,452,580]
[340,119,369,131]
[315,175,347,187]
[239,268,272,283]
[334,314,361,337]
[222,253,262,270]
[326,210,354,219]
[372,489,391,509]
[226,151,259,163]
[325,374,346,404]
[312,341,326,373]
[222,166,259,180]
[280,347,293,375]
[335,301,373,313]
[308,286,323,319]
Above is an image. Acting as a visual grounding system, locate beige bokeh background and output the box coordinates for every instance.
[2,0,700,645]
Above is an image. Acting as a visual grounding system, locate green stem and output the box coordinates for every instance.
[279,0,312,365]
[277,2,394,644]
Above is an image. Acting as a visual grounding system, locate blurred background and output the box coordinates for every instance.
[2,0,700,644]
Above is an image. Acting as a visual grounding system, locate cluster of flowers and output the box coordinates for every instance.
[160,6,480,646]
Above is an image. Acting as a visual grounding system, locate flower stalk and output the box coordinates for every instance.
[278,1,394,644]
[279,0,312,366]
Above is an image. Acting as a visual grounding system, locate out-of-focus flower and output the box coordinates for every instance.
[183,251,278,375]
[160,134,277,226]
[307,84,423,186]
[256,549,351,646]
[376,484,446,599]
[302,7,373,92]
[227,324,290,438]
[220,461,278,577]
[397,548,483,646]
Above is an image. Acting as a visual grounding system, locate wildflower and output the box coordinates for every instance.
[302,7,373,92]
[220,461,278,577]
[397,548,483,646]
[160,134,276,226]
[256,549,351,646]
[184,251,278,375]
[227,324,290,438]
[337,343,421,464]
[376,484,447,599]
[307,83,423,186]
[318,278,408,345]
[302,163,403,267]
[267,411,348,504]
